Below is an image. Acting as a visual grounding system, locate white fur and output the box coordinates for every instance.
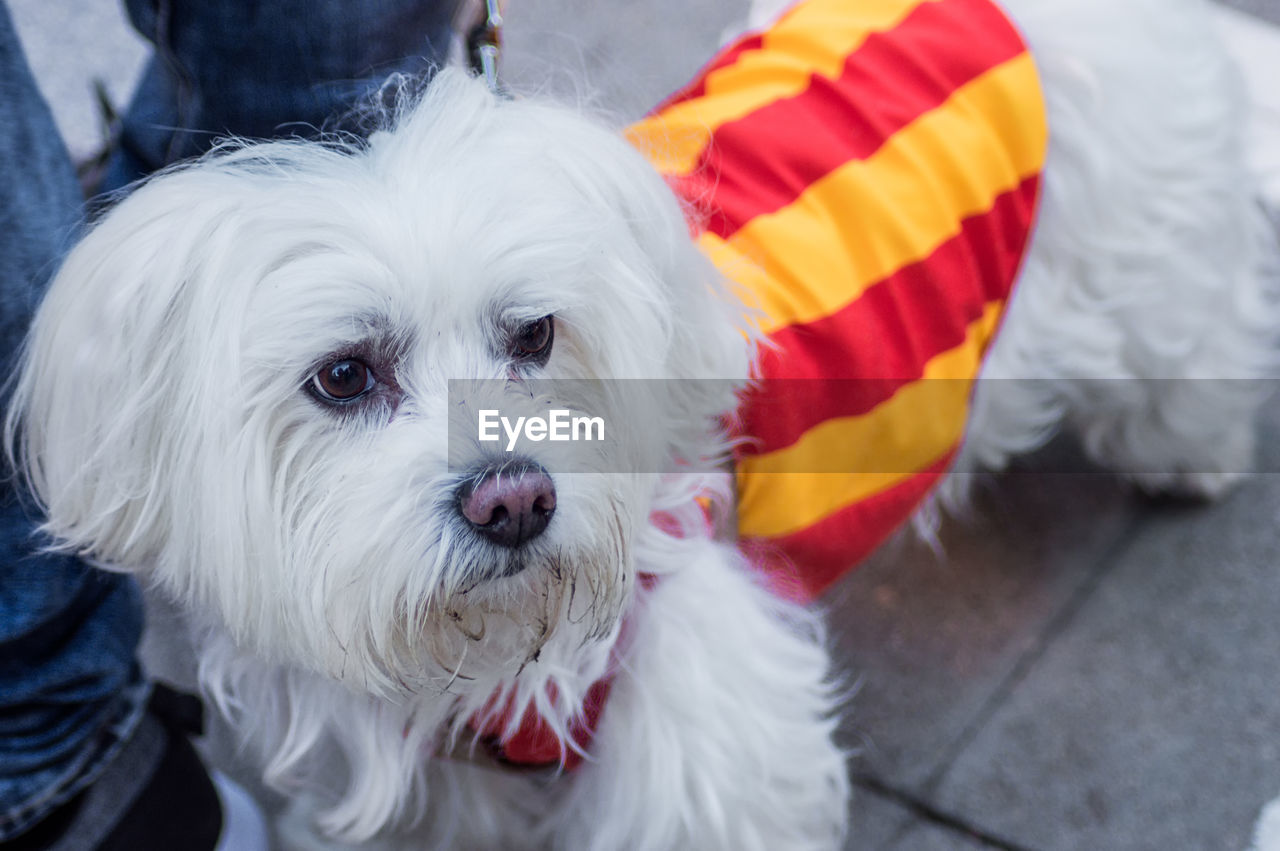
[6,0,1274,847]
[952,0,1277,502]
[1253,793,1280,851]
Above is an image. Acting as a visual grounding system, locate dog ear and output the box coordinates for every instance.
[617,163,753,464]
[511,93,752,456]
[7,168,250,569]
[589,123,753,462]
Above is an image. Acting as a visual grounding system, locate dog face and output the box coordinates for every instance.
[10,71,747,697]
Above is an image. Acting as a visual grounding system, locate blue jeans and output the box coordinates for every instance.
[0,4,146,840]
[104,0,460,189]
[0,0,457,840]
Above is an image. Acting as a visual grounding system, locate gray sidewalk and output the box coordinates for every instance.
[833,426,1280,849]
[11,1,1280,848]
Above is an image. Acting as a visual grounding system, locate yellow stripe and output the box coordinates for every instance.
[735,302,1002,539]
[705,52,1045,337]
[626,0,937,175]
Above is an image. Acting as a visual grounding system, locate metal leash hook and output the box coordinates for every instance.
[466,0,506,94]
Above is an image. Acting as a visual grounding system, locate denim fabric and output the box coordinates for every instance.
[0,3,150,840]
[104,0,464,188]
[2,0,459,841]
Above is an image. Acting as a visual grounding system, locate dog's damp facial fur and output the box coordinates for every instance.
[7,70,747,702]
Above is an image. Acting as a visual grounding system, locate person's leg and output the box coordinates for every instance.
[0,1,153,844]
[1,2,462,842]
[103,0,466,190]
[0,5,271,847]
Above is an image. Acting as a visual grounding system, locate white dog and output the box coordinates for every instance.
[7,0,1274,848]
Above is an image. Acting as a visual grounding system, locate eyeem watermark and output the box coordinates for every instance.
[479,409,606,452]
[451,378,1271,474]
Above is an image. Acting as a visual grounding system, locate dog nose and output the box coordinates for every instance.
[457,464,556,548]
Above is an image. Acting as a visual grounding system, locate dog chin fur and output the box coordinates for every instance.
[7,0,1276,847]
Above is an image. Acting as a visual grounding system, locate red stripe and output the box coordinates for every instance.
[741,452,954,602]
[670,0,1028,240]
[654,0,818,111]
[655,34,766,112]
[732,174,1038,456]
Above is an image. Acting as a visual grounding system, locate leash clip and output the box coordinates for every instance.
[466,0,506,94]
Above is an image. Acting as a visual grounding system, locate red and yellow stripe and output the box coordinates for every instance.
[629,0,1047,601]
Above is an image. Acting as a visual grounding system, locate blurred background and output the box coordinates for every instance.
[10,1,1280,848]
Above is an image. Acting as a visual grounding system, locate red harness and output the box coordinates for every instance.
[468,677,615,771]
[461,532,673,771]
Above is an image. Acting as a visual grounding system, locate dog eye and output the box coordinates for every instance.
[311,358,375,403]
[511,316,554,362]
